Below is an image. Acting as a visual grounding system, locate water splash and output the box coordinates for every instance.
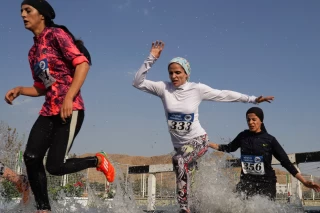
[0,151,308,212]
[0,157,142,213]
[190,153,304,213]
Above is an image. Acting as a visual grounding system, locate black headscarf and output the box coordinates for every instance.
[246,107,267,132]
[21,0,55,19]
[21,0,92,65]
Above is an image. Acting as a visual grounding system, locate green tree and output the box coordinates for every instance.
[0,121,24,166]
[0,179,20,202]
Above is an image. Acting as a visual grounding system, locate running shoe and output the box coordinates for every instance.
[96,151,115,182]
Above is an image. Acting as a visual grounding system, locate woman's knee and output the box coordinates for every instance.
[23,151,43,167]
[45,161,62,176]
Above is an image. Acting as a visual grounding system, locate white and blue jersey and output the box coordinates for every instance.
[133,53,257,148]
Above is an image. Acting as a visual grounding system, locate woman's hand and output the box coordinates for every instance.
[4,87,22,105]
[302,181,320,192]
[208,142,219,150]
[255,96,274,103]
[150,40,165,59]
[60,96,73,123]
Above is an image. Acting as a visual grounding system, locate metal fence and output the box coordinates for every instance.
[1,151,319,203]
[126,171,320,202]
[0,151,113,200]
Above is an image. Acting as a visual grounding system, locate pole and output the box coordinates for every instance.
[86,168,89,194]
[147,174,156,211]
[160,173,162,198]
[311,175,315,200]
[142,174,145,198]
[126,164,129,192]
[141,174,143,197]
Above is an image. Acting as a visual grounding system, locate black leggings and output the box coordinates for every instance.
[23,110,98,210]
[236,179,276,201]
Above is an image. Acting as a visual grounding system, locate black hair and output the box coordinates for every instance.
[45,19,92,65]
[22,0,92,65]
[246,107,267,132]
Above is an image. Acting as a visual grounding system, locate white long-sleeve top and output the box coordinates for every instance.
[133,53,257,148]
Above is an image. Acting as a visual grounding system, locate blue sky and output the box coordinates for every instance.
[0,0,319,175]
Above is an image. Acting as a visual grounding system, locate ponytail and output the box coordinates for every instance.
[45,19,92,65]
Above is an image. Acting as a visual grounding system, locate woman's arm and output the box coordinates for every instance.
[208,132,243,153]
[133,41,166,97]
[272,138,320,192]
[65,62,89,100]
[199,83,274,104]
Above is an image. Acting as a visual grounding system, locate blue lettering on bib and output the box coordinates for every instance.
[33,58,56,88]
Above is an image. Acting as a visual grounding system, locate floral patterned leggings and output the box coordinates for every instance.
[172,134,209,211]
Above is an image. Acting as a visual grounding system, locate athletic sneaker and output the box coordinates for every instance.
[96,152,115,182]
[16,175,30,204]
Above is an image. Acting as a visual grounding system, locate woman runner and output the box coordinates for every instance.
[4,1,115,212]
[132,40,274,213]
[0,162,30,204]
[209,107,320,200]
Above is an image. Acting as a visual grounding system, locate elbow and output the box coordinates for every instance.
[38,91,46,97]
[73,56,90,68]
[218,147,230,153]
[32,83,46,96]
[293,171,299,177]
[281,162,299,177]
[132,79,142,89]
[35,87,46,96]
[75,62,90,73]
[132,81,138,88]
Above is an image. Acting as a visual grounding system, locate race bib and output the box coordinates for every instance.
[241,155,265,175]
[33,58,56,88]
[167,113,194,133]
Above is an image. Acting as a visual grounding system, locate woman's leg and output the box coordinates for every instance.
[45,111,99,175]
[236,180,276,201]
[235,180,251,199]
[24,115,54,211]
[257,182,276,201]
[172,152,189,211]
[46,110,115,185]
[172,134,209,212]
